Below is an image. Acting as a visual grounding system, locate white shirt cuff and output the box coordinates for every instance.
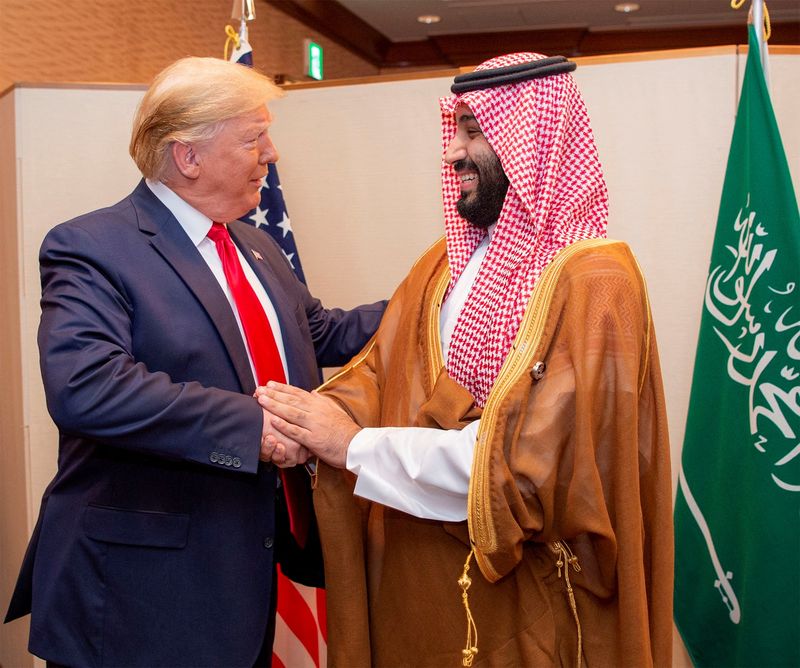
[345,420,480,521]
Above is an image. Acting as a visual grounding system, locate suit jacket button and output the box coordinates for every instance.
[263,537,274,549]
[233,457,242,468]
[224,454,233,466]
[210,452,219,463]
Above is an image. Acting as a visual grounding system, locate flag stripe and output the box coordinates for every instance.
[276,569,321,666]
[273,606,317,668]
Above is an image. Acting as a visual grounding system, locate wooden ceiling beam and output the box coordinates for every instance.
[262,1,799,70]
[382,22,800,68]
[580,22,800,55]
[430,28,587,62]
[263,0,390,66]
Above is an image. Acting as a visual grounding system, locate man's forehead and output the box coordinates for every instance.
[252,103,272,124]
[233,104,271,128]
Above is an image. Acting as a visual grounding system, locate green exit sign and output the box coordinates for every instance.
[304,39,324,81]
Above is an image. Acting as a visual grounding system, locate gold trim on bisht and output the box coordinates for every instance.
[468,238,613,578]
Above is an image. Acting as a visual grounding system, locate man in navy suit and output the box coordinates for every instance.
[4,56,384,667]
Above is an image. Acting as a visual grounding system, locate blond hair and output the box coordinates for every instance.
[130,57,283,180]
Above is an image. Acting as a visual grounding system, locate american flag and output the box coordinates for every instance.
[229,22,327,668]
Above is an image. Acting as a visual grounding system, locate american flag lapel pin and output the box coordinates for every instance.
[251,249,264,261]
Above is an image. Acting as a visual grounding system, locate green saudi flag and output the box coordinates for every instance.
[674,26,800,667]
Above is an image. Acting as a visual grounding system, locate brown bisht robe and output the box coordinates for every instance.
[314,237,673,667]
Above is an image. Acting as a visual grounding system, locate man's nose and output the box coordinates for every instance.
[444,135,466,165]
[260,136,279,164]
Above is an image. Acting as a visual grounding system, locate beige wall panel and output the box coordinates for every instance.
[269,77,449,304]
[0,88,33,668]
[760,54,800,187]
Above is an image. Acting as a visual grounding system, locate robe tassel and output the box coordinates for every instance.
[458,548,479,666]
[551,540,583,668]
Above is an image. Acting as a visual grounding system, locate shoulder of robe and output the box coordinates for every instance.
[409,236,448,274]
[551,239,649,308]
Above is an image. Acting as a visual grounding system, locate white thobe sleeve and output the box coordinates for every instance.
[345,420,480,521]
[342,229,493,522]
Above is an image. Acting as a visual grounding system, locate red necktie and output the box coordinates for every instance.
[207,222,309,546]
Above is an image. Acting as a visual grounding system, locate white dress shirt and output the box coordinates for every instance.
[346,229,493,521]
[146,180,289,383]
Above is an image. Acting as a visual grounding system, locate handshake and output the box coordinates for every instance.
[255,381,360,470]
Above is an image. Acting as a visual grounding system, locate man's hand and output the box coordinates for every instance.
[255,382,360,469]
[260,406,309,467]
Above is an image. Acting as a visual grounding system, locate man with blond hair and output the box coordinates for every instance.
[4,56,384,667]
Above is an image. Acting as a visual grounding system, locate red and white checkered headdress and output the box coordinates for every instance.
[441,52,609,407]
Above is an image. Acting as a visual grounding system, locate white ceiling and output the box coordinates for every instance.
[336,0,800,42]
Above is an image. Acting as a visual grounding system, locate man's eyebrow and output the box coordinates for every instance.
[456,113,477,123]
[244,123,270,135]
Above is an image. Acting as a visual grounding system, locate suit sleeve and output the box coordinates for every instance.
[301,290,386,369]
[314,276,414,427]
[38,223,263,473]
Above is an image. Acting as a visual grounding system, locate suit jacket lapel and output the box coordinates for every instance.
[131,181,256,393]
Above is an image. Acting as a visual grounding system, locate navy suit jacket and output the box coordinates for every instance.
[5,181,385,667]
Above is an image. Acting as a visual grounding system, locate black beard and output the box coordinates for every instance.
[454,158,509,229]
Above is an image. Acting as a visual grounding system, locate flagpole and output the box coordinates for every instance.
[232,0,256,39]
[750,0,768,77]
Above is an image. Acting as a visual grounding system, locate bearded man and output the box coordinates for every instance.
[258,53,673,667]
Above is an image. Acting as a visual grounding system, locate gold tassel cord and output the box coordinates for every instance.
[730,0,772,41]
[458,549,479,666]
[764,4,772,41]
[223,24,241,61]
[550,541,583,668]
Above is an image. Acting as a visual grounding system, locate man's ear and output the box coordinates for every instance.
[171,141,201,180]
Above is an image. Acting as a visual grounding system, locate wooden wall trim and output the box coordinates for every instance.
[282,44,799,90]
[4,45,796,94]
